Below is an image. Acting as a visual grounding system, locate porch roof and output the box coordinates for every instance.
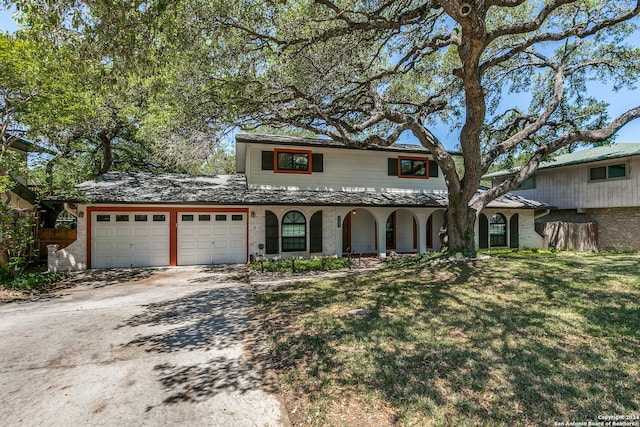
[49,172,547,209]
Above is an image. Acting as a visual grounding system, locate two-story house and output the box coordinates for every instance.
[485,143,640,250]
[48,133,547,271]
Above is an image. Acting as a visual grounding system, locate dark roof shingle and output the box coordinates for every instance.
[51,172,546,209]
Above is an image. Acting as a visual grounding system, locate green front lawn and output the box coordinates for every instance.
[255,252,640,426]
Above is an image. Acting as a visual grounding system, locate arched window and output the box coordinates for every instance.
[489,213,507,247]
[282,211,306,252]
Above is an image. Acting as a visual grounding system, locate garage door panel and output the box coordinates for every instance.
[214,227,228,236]
[134,242,150,250]
[94,228,113,238]
[230,240,244,249]
[115,228,131,238]
[152,241,168,250]
[230,226,244,235]
[134,228,150,237]
[152,228,167,237]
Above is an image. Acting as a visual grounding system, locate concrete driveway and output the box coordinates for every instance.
[0,266,289,427]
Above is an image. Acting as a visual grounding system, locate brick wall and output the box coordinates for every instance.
[536,207,640,250]
[248,206,336,259]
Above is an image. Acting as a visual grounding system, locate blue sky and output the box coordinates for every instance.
[2,5,639,150]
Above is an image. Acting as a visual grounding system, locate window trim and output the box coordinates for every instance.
[589,162,628,182]
[397,156,429,179]
[274,148,313,174]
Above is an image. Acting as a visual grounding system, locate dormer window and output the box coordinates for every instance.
[590,163,627,181]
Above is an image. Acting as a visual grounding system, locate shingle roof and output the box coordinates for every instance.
[50,172,546,210]
[484,143,640,178]
[236,133,462,155]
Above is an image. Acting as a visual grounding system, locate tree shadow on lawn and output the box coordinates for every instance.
[259,259,640,425]
[119,282,276,405]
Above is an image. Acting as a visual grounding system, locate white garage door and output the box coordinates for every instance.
[178,212,246,265]
[92,212,170,268]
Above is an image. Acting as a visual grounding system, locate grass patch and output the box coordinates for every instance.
[249,256,351,273]
[255,253,640,426]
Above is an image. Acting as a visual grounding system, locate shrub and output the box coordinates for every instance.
[0,268,68,292]
[249,256,351,273]
[0,203,37,276]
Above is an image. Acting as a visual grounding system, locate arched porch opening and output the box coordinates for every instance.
[342,208,377,254]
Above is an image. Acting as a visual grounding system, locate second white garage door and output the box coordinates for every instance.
[177,212,246,265]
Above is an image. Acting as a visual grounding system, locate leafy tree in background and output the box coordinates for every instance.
[8,0,640,251]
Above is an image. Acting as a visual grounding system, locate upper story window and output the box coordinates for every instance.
[388,157,438,178]
[275,149,312,173]
[400,157,427,177]
[590,163,627,181]
[262,149,323,173]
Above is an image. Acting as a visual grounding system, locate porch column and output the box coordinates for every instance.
[416,209,430,254]
[372,209,390,258]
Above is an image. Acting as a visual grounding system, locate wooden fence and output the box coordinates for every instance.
[543,222,598,251]
[38,229,77,261]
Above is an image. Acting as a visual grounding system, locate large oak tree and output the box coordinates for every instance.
[10,0,640,250]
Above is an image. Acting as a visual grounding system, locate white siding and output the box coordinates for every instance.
[247,143,448,192]
[510,156,640,209]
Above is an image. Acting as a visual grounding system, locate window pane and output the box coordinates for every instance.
[282,224,305,237]
[399,158,426,176]
[608,164,626,178]
[215,214,227,221]
[199,214,211,221]
[400,159,413,175]
[283,211,305,224]
[232,214,243,221]
[277,152,293,169]
[153,214,166,222]
[134,215,148,222]
[182,214,194,221]
[590,166,606,180]
[292,153,308,170]
[116,214,129,222]
[96,214,110,222]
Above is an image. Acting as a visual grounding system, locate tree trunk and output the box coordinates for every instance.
[98,131,113,175]
[446,195,477,253]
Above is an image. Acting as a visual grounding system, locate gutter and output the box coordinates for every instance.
[535,209,550,220]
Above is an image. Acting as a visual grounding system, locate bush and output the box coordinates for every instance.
[249,256,351,273]
[0,268,68,292]
[0,203,37,276]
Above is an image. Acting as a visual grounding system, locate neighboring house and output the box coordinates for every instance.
[1,137,42,210]
[484,143,640,250]
[48,134,547,271]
